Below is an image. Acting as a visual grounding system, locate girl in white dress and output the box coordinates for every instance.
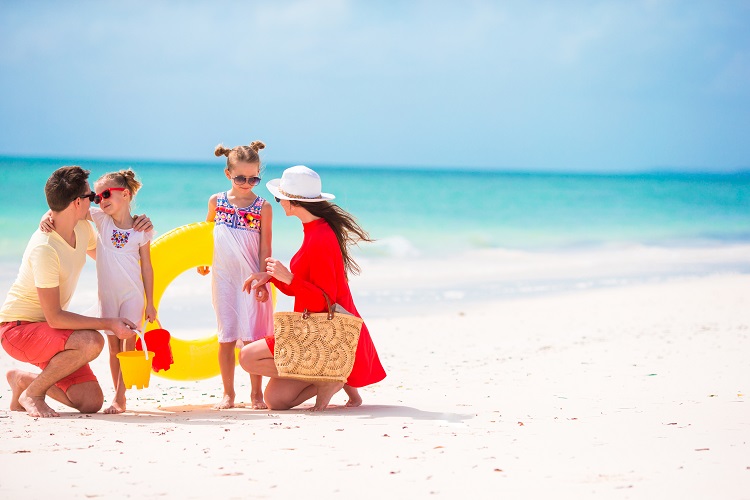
[197,141,274,410]
[91,170,156,414]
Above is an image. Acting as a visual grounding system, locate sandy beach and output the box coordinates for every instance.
[1,253,749,498]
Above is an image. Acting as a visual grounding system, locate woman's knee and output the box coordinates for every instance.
[263,391,293,411]
[238,342,263,373]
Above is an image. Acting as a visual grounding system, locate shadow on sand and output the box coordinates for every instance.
[58,403,473,425]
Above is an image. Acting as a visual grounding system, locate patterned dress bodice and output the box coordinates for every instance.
[214,192,264,232]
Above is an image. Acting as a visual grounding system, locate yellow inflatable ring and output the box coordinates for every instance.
[146,221,275,381]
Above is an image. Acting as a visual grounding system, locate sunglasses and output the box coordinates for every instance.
[94,187,126,204]
[231,175,261,186]
[274,197,280,203]
[78,192,96,202]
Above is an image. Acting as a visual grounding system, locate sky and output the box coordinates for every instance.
[1,0,749,172]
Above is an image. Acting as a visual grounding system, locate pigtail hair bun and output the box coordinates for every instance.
[214,144,232,157]
[249,141,265,152]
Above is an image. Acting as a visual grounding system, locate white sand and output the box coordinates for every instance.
[1,251,749,498]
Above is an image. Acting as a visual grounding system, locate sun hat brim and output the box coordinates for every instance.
[266,179,335,202]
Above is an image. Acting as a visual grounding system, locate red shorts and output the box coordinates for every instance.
[265,335,275,353]
[0,321,98,392]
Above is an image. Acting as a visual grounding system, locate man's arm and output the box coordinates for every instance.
[37,287,136,339]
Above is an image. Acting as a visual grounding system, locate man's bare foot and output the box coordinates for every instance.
[213,394,235,410]
[250,392,267,410]
[6,370,30,411]
[104,401,126,414]
[310,382,344,412]
[343,385,362,407]
[18,390,59,417]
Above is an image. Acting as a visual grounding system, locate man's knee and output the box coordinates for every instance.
[68,382,104,414]
[68,330,104,359]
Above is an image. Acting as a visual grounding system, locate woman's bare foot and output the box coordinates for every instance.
[213,394,235,410]
[343,385,362,407]
[18,390,59,417]
[250,391,267,410]
[310,381,344,412]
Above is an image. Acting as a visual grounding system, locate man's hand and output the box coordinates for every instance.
[132,214,153,232]
[109,318,138,340]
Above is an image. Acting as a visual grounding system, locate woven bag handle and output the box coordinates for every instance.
[302,290,335,320]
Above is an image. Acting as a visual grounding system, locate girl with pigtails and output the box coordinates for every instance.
[197,141,274,410]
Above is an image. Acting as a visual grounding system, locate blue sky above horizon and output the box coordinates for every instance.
[1,0,749,173]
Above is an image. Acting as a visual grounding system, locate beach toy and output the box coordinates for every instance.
[135,321,174,372]
[117,350,155,389]
[146,221,276,381]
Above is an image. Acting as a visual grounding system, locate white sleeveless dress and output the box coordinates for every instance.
[212,192,273,343]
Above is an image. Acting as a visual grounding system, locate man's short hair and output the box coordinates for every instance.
[45,166,91,211]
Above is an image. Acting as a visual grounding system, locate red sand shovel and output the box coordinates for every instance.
[135,320,174,372]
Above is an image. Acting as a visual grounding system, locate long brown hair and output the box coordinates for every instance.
[293,200,373,277]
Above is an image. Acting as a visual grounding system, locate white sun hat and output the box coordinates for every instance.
[266,165,335,202]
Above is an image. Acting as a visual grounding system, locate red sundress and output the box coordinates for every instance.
[268,218,386,388]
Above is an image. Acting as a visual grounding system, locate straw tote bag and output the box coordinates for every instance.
[273,292,363,383]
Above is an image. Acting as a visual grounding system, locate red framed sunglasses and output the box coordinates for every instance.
[94,187,126,204]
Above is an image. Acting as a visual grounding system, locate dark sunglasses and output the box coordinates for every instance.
[274,197,280,203]
[94,187,126,204]
[77,192,96,202]
[231,175,261,186]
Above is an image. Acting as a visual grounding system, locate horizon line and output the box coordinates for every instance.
[0,152,748,177]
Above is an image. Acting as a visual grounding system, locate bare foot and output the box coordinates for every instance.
[103,401,126,414]
[344,385,362,407]
[6,370,29,411]
[213,394,235,410]
[310,381,344,412]
[250,392,267,410]
[18,390,59,417]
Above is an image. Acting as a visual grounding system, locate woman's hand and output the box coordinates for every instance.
[265,258,293,285]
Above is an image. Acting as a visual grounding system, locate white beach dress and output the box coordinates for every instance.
[90,207,153,334]
[212,192,273,343]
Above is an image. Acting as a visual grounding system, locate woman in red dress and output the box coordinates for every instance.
[240,165,386,411]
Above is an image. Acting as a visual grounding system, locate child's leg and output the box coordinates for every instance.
[343,384,362,407]
[214,341,238,409]
[249,374,267,409]
[104,336,133,414]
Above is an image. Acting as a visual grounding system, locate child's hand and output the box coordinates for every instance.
[197,266,210,275]
[243,272,270,294]
[145,304,157,323]
[39,211,55,233]
[255,285,269,303]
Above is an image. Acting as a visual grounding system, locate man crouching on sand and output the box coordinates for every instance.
[0,166,151,417]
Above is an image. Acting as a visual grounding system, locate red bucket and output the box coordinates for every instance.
[135,322,174,372]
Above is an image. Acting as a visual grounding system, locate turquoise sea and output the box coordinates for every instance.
[1,156,749,321]
[1,156,749,260]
